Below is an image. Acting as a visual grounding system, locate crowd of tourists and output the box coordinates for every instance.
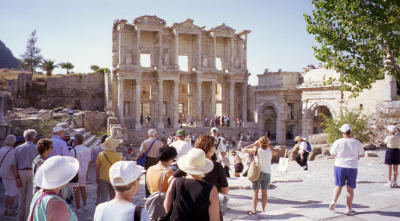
[0,121,398,220]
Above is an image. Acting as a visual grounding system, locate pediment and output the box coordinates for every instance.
[212,23,236,35]
[134,15,166,26]
[172,19,202,31]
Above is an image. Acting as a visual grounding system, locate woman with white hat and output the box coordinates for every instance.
[163,148,220,221]
[383,125,400,188]
[94,161,149,221]
[96,137,123,203]
[27,156,79,221]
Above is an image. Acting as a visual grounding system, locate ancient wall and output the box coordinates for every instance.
[344,79,386,113]
[369,101,400,144]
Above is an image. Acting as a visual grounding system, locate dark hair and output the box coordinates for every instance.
[36,138,53,155]
[157,146,177,162]
[113,181,134,192]
[194,134,215,154]
[344,131,351,136]
[75,134,84,145]
[101,135,108,143]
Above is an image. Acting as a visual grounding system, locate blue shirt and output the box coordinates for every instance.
[48,135,72,158]
[12,141,38,170]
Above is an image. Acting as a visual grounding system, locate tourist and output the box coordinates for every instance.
[32,138,53,195]
[163,148,220,221]
[137,129,163,197]
[69,134,91,211]
[294,136,309,170]
[328,124,365,214]
[140,114,144,126]
[28,156,79,221]
[146,146,177,195]
[170,129,192,162]
[92,135,107,204]
[190,115,194,126]
[210,127,227,165]
[167,117,171,127]
[11,129,38,221]
[383,125,400,187]
[0,135,17,216]
[94,161,149,221]
[243,136,276,214]
[48,126,71,157]
[232,151,243,177]
[96,136,123,203]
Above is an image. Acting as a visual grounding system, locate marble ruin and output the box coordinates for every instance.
[107,16,250,130]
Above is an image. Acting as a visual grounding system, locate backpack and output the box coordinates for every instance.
[145,169,168,220]
[305,141,312,152]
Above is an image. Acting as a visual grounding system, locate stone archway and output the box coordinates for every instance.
[262,105,277,140]
[312,106,332,134]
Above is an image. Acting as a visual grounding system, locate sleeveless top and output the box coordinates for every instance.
[171,177,213,221]
[28,190,78,221]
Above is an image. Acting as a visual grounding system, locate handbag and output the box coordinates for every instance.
[157,177,184,221]
[71,148,79,183]
[247,148,261,182]
[145,169,168,220]
[138,139,157,167]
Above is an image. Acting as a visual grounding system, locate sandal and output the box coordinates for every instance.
[248,211,257,215]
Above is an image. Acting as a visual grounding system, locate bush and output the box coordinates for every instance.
[321,108,372,144]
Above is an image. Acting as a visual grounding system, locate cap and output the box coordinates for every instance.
[109,161,145,186]
[339,124,352,133]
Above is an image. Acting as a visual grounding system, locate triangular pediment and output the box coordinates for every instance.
[212,23,236,35]
[172,19,202,31]
[134,15,166,26]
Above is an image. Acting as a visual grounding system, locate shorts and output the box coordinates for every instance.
[252,172,271,190]
[384,148,400,165]
[334,166,357,189]
[234,163,244,173]
[2,178,17,197]
[70,176,87,187]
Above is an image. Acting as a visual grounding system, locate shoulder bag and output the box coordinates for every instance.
[247,148,261,182]
[145,168,168,220]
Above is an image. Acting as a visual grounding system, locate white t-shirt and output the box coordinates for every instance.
[70,145,91,177]
[170,140,192,160]
[298,141,307,152]
[330,138,364,169]
[213,136,226,163]
[384,135,400,149]
[257,148,272,173]
[94,201,149,221]
[0,146,15,179]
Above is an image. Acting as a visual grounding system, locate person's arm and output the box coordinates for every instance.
[208,186,220,221]
[163,179,176,213]
[136,143,146,160]
[358,142,365,158]
[243,147,257,155]
[95,153,102,184]
[243,140,259,150]
[46,198,70,221]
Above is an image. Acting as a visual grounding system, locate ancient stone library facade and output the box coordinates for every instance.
[106,15,397,145]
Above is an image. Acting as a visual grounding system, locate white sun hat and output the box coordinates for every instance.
[339,124,352,133]
[34,156,79,189]
[109,161,145,186]
[387,125,397,132]
[177,148,214,176]
[210,127,219,133]
[52,126,65,133]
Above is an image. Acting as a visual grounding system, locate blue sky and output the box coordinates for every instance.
[0,0,318,85]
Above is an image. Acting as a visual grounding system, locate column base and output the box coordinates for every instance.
[135,122,142,130]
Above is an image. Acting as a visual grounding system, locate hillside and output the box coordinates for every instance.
[0,40,19,69]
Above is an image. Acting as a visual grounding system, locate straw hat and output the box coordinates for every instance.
[34,156,79,189]
[339,124,352,133]
[109,161,145,186]
[177,148,214,176]
[101,137,120,150]
[294,136,303,142]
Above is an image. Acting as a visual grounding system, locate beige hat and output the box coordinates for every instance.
[101,137,120,150]
[177,148,214,176]
[109,161,145,186]
[34,156,79,189]
[294,136,303,142]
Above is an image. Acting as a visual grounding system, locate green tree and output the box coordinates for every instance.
[41,59,57,76]
[90,65,100,72]
[97,67,110,74]
[304,0,400,94]
[20,29,42,75]
[321,108,372,144]
[60,62,74,74]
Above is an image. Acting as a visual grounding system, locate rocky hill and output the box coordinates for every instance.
[0,40,19,69]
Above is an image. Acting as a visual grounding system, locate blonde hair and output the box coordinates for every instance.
[258,136,269,150]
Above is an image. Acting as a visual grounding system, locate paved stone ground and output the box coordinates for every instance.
[1,150,399,220]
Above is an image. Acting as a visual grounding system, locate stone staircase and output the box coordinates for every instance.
[72,127,102,151]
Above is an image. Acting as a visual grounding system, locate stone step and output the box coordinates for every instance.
[83,135,96,147]
[88,138,102,150]
[73,128,86,135]
[83,131,91,140]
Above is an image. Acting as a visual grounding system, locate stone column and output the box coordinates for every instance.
[229,80,235,127]
[158,31,163,67]
[244,38,247,70]
[230,37,234,70]
[211,81,216,117]
[384,72,397,101]
[118,24,124,65]
[157,79,164,128]
[174,31,179,66]
[242,82,247,127]
[197,34,201,67]
[196,80,203,126]
[173,80,179,128]
[135,79,142,129]
[117,78,124,123]
[211,34,216,69]
[136,30,141,66]
[276,101,287,145]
